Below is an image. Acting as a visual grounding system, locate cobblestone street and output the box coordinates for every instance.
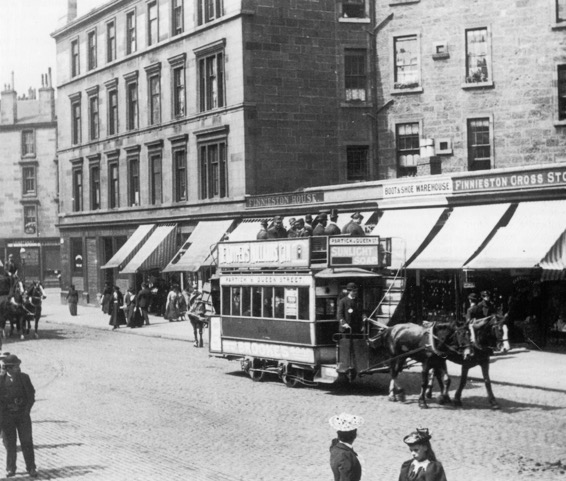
[0,294,563,480]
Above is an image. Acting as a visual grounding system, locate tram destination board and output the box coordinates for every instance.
[329,237,382,267]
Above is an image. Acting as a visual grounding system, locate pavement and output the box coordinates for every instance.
[40,288,566,393]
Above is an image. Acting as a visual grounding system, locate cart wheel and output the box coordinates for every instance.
[249,358,265,382]
[281,366,301,388]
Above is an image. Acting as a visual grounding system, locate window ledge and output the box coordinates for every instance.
[389,0,420,5]
[19,159,38,166]
[391,86,423,95]
[461,81,494,90]
[554,120,566,127]
[551,22,566,30]
[338,17,371,23]
[340,101,372,108]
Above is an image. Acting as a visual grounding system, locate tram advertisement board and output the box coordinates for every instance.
[329,237,381,267]
[218,239,311,268]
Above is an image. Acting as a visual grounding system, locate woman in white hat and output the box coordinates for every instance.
[329,412,364,481]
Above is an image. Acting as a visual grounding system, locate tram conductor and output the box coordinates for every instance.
[337,283,366,333]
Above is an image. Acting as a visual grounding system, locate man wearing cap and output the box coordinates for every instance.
[0,355,37,478]
[325,209,341,236]
[256,220,269,240]
[313,213,328,235]
[5,255,18,288]
[342,213,365,237]
[267,216,288,239]
[337,283,366,333]
[329,413,363,481]
[292,218,311,237]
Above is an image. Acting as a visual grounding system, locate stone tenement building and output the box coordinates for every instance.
[0,74,59,285]
[374,0,566,177]
[52,0,376,301]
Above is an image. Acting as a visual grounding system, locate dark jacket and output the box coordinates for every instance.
[136,287,151,309]
[313,224,327,236]
[325,222,341,235]
[267,225,288,239]
[0,372,35,416]
[256,228,268,240]
[337,295,365,332]
[342,221,365,237]
[468,300,495,320]
[66,288,79,304]
[398,459,447,481]
[329,439,361,481]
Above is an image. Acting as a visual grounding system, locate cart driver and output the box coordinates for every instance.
[337,282,367,334]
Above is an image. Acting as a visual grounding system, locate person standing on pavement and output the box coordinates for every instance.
[398,428,447,481]
[165,284,183,322]
[101,282,112,315]
[329,412,364,481]
[124,287,136,327]
[135,283,151,326]
[0,354,37,478]
[109,285,126,330]
[66,285,79,316]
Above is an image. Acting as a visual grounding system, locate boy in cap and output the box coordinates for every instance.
[329,413,364,481]
[0,355,37,477]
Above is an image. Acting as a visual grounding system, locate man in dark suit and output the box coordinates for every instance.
[325,209,341,236]
[337,282,366,333]
[256,220,269,240]
[135,283,152,326]
[312,213,328,235]
[267,216,288,239]
[342,213,365,237]
[0,354,37,478]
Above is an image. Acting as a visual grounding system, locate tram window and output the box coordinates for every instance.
[242,286,251,316]
[221,286,230,315]
[263,287,273,318]
[252,287,262,317]
[231,288,241,316]
[274,287,285,319]
[316,297,337,320]
[298,288,310,320]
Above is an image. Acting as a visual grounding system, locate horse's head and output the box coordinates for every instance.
[477,314,510,353]
[431,322,458,355]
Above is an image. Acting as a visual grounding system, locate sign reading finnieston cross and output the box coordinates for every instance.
[453,166,566,193]
[245,191,324,208]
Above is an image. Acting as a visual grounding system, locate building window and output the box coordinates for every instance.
[21,130,35,156]
[128,156,140,206]
[465,28,490,84]
[89,95,99,140]
[126,81,139,130]
[198,51,225,112]
[173,148,187,202]
[394,35,420,90]
[149,152,162,205]
[22,166,36,195]
[148,1,158,46]
[558,65,566,121]
[396,122,420,177]
[557,0,566,23]
[72,167,83,212]
[172,65,186,117]
[345,50,367,102]
[108,162,119,208]
[71,99,81,145]
[108,89,119,135]
[346,146,368,181]
[148,74,161,125]
[107,20,116,62]
[200,140,227,199]
[198,0,223,25]
[87,29,97,70]
[467,118,491,171]
[126,10,136,54]
[23,206,37,235]
[341,0,366,18]
[90,165,101,210]
[71,39,80,77]
[172,0,184,35]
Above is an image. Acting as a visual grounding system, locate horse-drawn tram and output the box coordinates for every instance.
[208,235,403,387]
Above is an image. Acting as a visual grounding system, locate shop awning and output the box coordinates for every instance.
[228,218,269,242]
[120,224,177,274]
[162,219,234,273]
[371,207,445,269]
[465,200,566,269]
[408,204,511,270]
[540,229,566,276]
[101,224,155,269]
[315,268,381,278]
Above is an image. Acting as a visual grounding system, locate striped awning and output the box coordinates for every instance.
[466,200,566,269]
[162,219,234,273]
[227,218,270,242]
[101,224,155,269]
[120,225,177,274]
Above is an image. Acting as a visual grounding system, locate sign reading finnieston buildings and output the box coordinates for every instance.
[246,191,324,208]
[383,178,452,198]
[453,166,566,193]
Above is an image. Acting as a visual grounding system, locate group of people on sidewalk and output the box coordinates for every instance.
[329,413,447,481]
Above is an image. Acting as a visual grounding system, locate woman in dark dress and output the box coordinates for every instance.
[329,413,364,481]
[101,283,112,315]
[66,285,79,316]
[398,428,447,481]
[109,286,126,330]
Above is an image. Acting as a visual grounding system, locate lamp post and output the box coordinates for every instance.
[19,247,26,282]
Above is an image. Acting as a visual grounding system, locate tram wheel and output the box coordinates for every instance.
[281,366,301,388]
[249,358,265,382]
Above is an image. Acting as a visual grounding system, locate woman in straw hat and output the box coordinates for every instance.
[398,428,447,481]
[329,412,364,481]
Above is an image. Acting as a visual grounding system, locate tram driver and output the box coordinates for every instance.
[337,282,367,334]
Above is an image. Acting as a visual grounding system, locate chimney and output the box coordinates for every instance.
[67,0,78,23]
[39,71,55,122]
[0,75,17,125]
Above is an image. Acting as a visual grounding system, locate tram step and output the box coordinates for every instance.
[314,365,339,384]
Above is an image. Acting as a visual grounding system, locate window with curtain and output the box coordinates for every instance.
[71,39,80,77]
[396,122,420,177]
[128,156,140,206]
[126,10,136,54]
[394,35,419,89]
[22,166,36,195]
[199,140,227,199]
[198,0,223,25]
[148,2,158,46]
[72,167,83,212]
[198,51,225,112]
[107,20,116,62]
[173,148,187,202]
[71,99,81,145]
[87,29,97,70]
[89,94,99,140]
[108,162,119,208]
[21,130,35,156]
[148,74,161,125]
[345,50,367,101]
[465,28,489,83]
[90,165,100,210]
[126,81,138,130]
[150,152,162,205]
[172,0,184,35]
[108,89,118,135]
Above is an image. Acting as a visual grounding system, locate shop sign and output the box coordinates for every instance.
[220,275,311,286]
[453,166,566,193]
[383,178,452,198]
[329,237,381,267]
[217,239,310,268]
[245,191,324,209]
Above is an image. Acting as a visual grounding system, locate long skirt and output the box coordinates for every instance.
[69,303,78,316]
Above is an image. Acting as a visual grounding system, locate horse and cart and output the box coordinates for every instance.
[208,235,510,409]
